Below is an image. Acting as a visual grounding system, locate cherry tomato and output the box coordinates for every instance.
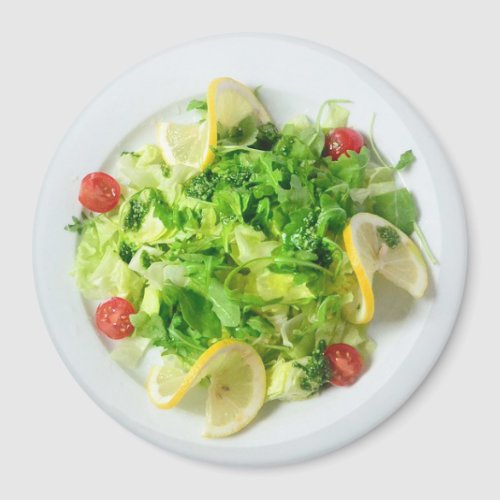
[325,343,364,386]
[95,297,135,340]
[323,127,364,161]
[79,172,120,213]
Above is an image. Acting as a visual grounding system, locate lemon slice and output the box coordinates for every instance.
[206,76,271,131]
[146,339,266,438]
[157,77,271,170]
[343,212,428,324]
[146,354,189,405]
[156,120,215,170]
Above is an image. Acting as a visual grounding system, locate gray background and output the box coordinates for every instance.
[1,0,496,498]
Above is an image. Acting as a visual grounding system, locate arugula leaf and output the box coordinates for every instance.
[394,150,416,171]
[186,99,207,111]
[213,190,242,220]
[277,174,312,212]
[65,214,91,234]
[251,197,271,232]
[178,288,221,338]
[372,188,417,235]
[207,279,241,327]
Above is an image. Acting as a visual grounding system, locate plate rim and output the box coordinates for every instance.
[33,33,468,466]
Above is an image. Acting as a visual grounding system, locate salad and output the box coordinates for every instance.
[66,77,430,437]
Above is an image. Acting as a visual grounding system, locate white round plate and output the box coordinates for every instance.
[34,34,467,466]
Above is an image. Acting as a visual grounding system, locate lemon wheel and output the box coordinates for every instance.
[146,339,266,438]
[343,213,428,324]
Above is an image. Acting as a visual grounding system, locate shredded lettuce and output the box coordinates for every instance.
[316,100,351,131]
[110,335,151,369]
[232,225,279,264]
[118,145,170,192]
[74,217,144,305]
[266,357,316,401]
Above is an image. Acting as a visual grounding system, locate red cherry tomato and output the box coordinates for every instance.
[325,343,364,386]
[79,172,120,213]
[324,127,364,161]
[95,297,135,340]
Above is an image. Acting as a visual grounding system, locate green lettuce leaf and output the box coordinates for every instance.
[207,279,241,327]
[178,288,221,338]
[317,100,350,131]
[119,145,170,191]
[266,357,317,401]
[74,218,144,305]
[232,225,279,264]
[130,312,168,344]
[372,188,417,235]
[110,336,151,369]
[328,147,370,188]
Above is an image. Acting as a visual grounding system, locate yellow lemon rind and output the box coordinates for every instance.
[343,222,375,324]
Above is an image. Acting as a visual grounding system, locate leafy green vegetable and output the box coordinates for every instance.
[372,188,417,235]
[253,122,281,150]
[394,150,416,171]
[266,358,316,401]
[178,288,221,338]
[119,188,173,244]
[283,210,334,268]
[73,217,144,305]
[110,336,151,368]
[317,100,351,130]
[218,115,259,146]
[65,214,92,234]
[232,225,279,264]
[186,99,207,111]
[118,145,170,191]
[294,339,331,392]
[130,312,168,344]
[207,279,241,327]
[328,146,370,188]
[266,340,331,401]
[139,285,161,315]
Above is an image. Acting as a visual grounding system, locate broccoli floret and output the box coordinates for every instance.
[294,340,331,393]
[122,198,148,231]
[220,166,252,187]
[289,211,317,250]
[287,211,333,268]
[377,225,401,249]
[253,122,281,150]
[314,243,334,268]
[184,171,220,201]
[118,241,136,263]
[120,189,171,244]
